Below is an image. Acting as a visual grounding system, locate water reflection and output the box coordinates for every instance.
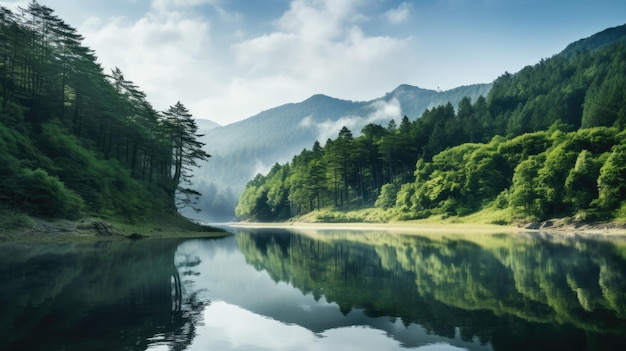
[0,238,207,351]
[168,236,491,350]
[1,230,626,350]
[227,229,626,350]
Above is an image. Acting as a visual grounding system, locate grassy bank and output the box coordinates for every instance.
[0,210,229,243]
[236,206,626,236]
[288,206,511,225]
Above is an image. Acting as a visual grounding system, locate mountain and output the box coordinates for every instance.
[558,23,626,58]
[195,119,221,132]
[185,83,492,222]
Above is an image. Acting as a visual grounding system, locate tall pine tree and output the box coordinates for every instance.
[161,102,211,211]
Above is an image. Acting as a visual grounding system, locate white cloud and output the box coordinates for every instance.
[384,2,412,25]
[226,0,416,124]
[80,2,217,116]
[299,115,315,128]
[3,0,620,126]
[2,0,418,124]
[308,98,402,143]
[277,0,365,41]
[151,0,219,12]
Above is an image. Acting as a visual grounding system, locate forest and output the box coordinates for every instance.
[236,36,626,223]
[0,1,209,222]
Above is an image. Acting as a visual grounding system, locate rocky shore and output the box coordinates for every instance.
[0,216,227,242]
[522,218,626,234]
[0,217,123,241]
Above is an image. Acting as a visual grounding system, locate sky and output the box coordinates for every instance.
[1,0,626,125]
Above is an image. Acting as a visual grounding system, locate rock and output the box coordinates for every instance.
[94,221,115,236]
[77,220,116,236]
[524,222,541,230]
[127,233,145,240]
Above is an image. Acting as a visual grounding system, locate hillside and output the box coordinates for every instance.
[236,24,626,224]
[559,23,626,58]
[188,83,492,222]
[195,119,221,132]
[0,2,211,233]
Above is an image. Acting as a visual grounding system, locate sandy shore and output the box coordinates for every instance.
[229,220,626,236]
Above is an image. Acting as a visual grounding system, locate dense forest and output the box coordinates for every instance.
[0,2,209,222]
[236,34,626,223]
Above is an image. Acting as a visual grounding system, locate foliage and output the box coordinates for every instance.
[375,183,397,210]
[0,2,209,223]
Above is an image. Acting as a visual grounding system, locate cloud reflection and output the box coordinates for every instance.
[165,237,492,351]
[177,300,469,351]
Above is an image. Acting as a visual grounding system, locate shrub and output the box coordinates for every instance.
[19,168,85,219]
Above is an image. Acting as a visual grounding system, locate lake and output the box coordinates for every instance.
[1,227,626,350]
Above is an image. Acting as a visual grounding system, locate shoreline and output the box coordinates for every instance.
[3,215,625,243]
[228,219,626,236]
[0,216,229,243]
[229,221,518,234]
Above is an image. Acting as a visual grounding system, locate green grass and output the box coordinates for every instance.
[293,203,515,226]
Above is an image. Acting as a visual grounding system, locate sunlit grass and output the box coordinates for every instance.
[295,202,515,226]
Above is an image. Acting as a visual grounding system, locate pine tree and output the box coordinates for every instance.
[161,101,211,211]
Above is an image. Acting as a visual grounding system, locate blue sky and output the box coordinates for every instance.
[1,0,625,125]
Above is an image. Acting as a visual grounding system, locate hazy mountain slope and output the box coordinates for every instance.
[187,83,491,222]
[195,119,221,132]
[202,94,363,156]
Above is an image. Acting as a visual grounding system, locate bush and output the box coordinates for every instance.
[375,183,397,210]
[19,168,85,219]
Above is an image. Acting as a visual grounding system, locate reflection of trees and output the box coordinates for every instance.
[0,238,211,351]
[237,230,626,349]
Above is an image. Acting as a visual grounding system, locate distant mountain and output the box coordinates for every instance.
[195,119,221,132]
[185,83,492,222]
[558,23,626,58]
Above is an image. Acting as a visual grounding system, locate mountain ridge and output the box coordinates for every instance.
[558,23,626,58]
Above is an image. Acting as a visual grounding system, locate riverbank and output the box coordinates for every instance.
[230,216,626,237]
[230,221,519,234]
[0,212,229,243]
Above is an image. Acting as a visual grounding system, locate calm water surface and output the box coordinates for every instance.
[1,228,626,350]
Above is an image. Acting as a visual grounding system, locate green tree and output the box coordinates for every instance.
[564,150,601,214]
[160,101,211,210]
[535,139,578,217]
[337,126,354,206]
[595,144,626,214]
[582,74,626,128]
[509,155,546,219]
[375,183,397,210]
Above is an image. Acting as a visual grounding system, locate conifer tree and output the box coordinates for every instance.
[161,101,211,211]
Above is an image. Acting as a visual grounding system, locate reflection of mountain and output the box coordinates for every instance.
[236,229,626,350]
[0,239,210,351]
